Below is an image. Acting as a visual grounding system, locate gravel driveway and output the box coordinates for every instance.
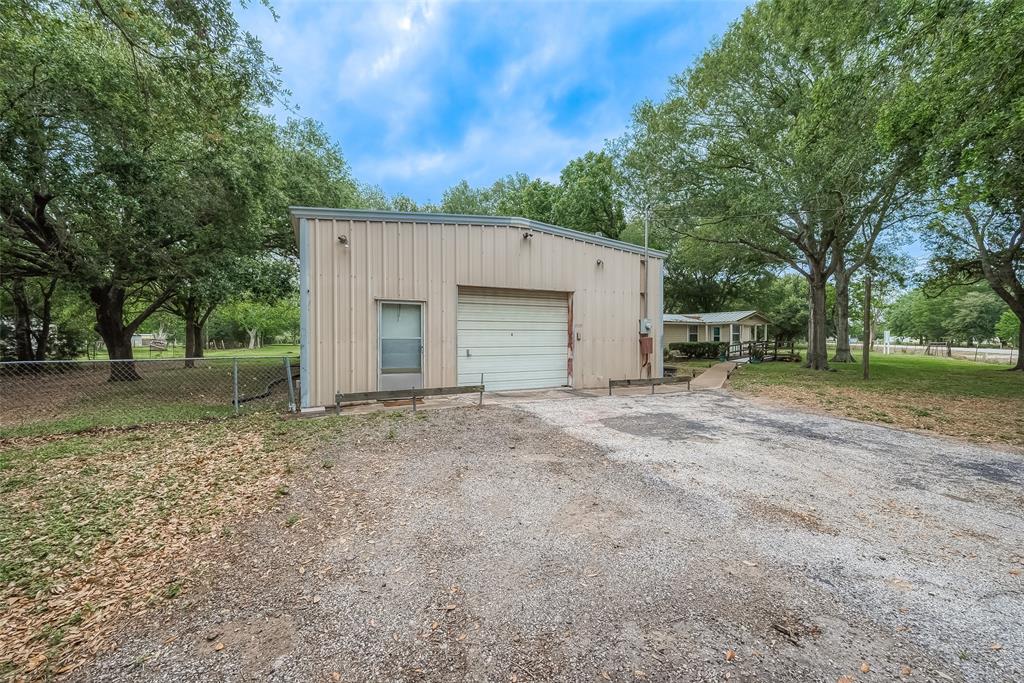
[84,391,1023,682]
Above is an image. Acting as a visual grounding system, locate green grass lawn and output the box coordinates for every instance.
[1,354,296,438]
[81,343,299,360]
[731,353,1024,447]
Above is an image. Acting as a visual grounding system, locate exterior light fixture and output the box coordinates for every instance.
[522,232,533,240]
[596,258,604,267]
[338,235,349,246]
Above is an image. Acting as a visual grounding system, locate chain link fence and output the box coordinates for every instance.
[0,356,298,434]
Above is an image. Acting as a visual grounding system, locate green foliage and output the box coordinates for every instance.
[666,342,723,359]
[1,0,286,359]
[490,173,559,223]
[947,291,1006,343]
[663,225,778,313]
[759,275,811,342]
[886,285,1009,344]
[995,310,1021,346]
[880,0,1023,366]
[619,0,914,369]
[438,180,493,215]
[271,118,359,253]
[552,151,625,238]
[219,295,299,347]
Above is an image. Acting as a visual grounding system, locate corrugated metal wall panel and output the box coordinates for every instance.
[302,218,664,407]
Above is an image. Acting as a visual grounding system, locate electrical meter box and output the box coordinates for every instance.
[638,318,652,334]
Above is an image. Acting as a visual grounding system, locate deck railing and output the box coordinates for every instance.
[723,339,796,361]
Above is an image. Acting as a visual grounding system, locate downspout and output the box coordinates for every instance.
[298,218,311,409]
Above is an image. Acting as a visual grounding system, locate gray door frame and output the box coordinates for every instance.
[377,300,424,391]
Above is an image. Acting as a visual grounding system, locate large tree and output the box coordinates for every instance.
[552,151,625,239]
[437,180,494,215]
[1,0,279,373]
[621,0,912,370]
[663,227,778,313]
[489,173,559,223]
[880,0,1024,369]
[159,117,357,362]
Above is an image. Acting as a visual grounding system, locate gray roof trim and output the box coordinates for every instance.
[675,310,773,325]
[288,207,668,258]
[663,314,703,324]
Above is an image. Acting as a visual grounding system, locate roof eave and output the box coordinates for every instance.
[288,207,668,259]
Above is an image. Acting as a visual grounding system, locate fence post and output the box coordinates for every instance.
[479,373,484,407]
[284,356,296,413]
[232,357,239,414]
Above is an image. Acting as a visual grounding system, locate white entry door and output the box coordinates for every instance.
[379,302,423,391]
[457,289,569,391]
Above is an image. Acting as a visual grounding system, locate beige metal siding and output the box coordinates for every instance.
[301,217,663,407]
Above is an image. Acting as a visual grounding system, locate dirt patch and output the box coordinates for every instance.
[746,500,838,535]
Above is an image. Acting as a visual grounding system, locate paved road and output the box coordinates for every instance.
[86,392,1023,682]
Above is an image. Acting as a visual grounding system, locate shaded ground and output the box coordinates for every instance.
[79,393,1022,682]
[730,353,1024,448]
[0,357,291,437]
[0,415,345,679]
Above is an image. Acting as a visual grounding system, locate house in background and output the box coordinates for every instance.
[291,208,666,410]
[663,311,772,349]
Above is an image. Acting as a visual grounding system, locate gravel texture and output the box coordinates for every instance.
[82,391,1023,682]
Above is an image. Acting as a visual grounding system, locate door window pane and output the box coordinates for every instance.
[688,325,698,342]
[381,338,421,373]
[381,303,421,338]
[732,324,740,343]
[713,326,720,342]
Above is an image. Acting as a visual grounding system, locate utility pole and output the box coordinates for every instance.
[862,276,872,380]
[643,205,651,378]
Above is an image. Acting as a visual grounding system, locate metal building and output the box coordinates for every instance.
[291,208,665,410]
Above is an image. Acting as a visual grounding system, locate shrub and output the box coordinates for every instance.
[667,341,725,359]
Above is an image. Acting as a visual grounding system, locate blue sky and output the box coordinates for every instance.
[238,0,749,204]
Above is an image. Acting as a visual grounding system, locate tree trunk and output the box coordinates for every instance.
[181,297,206,368]
[31,278,57,361]
[831,254,855,363]
[90,285,141,381]
[10,278,35,361]
[247,329,257,349]
[1014,314,1024,371]
[807,271,830,371]
[805,284,815,367]
[862,276,871,380]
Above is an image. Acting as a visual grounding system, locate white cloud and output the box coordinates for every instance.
[237,0,746,202]
[334,1,445,97]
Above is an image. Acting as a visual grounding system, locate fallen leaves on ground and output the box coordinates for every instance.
[0,417,304,678]
[734,384,1024,448]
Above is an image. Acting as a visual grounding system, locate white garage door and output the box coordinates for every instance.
[457,289,569,391]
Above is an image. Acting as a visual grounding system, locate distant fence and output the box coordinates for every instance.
[850,343,1018,366]
[0,356,298,433]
